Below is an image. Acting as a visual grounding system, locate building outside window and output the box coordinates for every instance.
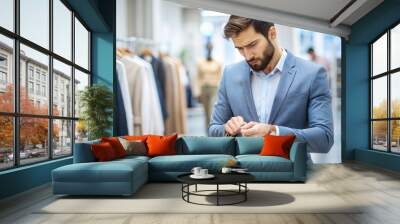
[0,54,7,89]
[28,81,34,94]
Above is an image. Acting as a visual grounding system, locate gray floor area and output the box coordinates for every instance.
[1,162,400,224]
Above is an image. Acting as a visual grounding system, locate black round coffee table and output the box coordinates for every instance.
[177,173,255,206]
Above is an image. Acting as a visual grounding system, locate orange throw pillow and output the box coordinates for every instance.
[146,134,178,157]
[260,135,296,159]
[91,142,118,161]
[101,137,126,158]
[123,135,148,141]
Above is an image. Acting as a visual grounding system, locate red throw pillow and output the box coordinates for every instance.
[101,137,126,158]
[123,135,148,141]
[146,134,178,157]
[260,135,296,159]
[91,142,118,161]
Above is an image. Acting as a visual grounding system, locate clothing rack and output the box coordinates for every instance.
[117,37,173,55]
[117,37,159,52]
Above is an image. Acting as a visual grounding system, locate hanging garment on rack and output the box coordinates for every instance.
[116,60,135,135]
[175,60,188,134]
[139,57,164,135]
[120,56,164,135]
[140,55,168,121]
[115,73,128,136]
[162,56,187,135]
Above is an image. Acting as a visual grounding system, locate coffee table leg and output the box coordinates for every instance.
[187,184,190,202]
[217,184,219,206]
[245,183,247,201]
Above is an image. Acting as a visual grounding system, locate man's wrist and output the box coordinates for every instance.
[270,125,277,135]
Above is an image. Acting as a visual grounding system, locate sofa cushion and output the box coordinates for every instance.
[52,158,147,183]
[236,137,263,155]
[123,135,149,141]
[260,135,296,159]
[147,134,178,157]
[115,155,150,163]
[91,142,118,161]
[148,154,235,172]
[118,137,147,156]
[101,137,127,158]
[236,155,293,172]
[177,136,235,155]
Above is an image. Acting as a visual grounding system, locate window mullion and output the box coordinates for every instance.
[387,30,391,153]
[71,10,76,155]
[13,0,20,167]
[49,0,54,160]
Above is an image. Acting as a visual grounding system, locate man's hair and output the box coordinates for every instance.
[224,15,274,39]
[307,47,315,54]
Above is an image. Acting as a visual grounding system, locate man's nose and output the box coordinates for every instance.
[243,49,253,61]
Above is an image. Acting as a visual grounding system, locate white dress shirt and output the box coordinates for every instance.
[116,60,135,135]
[251,49,287,135]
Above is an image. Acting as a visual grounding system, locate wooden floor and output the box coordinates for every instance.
[1,162,400,224]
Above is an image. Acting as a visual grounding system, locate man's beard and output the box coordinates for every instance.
[247,40,275,71]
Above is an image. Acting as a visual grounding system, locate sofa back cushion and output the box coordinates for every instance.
[177,136,235,155]
[147,134,178,157]
[236,137,263,155]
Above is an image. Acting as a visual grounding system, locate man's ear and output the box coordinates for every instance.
[268,26,277,40]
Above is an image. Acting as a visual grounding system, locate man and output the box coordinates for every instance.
[208,16,333,153]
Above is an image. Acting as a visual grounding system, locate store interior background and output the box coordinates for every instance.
[116,0,342,164]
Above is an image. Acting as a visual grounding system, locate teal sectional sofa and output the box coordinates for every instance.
[52,136,307,196]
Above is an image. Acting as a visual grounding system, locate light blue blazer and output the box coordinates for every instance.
[208,51,334,153]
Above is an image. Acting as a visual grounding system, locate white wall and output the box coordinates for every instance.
[116,0,128,38]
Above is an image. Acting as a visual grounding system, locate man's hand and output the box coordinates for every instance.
[241,122,277,137]
[224,116,246,136]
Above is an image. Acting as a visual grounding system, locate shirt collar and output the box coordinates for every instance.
[251,48,287,77]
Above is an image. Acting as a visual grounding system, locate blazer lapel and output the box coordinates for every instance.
[268,52,297,124]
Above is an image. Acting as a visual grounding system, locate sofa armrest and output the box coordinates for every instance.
[73,140,100,163]
[289,142,307,181]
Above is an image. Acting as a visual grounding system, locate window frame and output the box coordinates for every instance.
[0,0,92,171]
[370,20,400,154]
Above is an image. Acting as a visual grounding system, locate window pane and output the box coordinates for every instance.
[391,120,400,153]
[372,121,388,151]
[20,117,49,165]
[53,59,72,117]
[0,35,14,113]
[372,77,387,119]
[53,119,72,157]
[20,0,49,49]
[75,18,89,70]
[75,120,88,143]
[391,72,400,118]
[53,0,72,60]
[0,116,13,170]
[372,33,387,76]
[0,0,14,31]
[391,24,400,70]
[20,44,49,115]
[74,69,89,118]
